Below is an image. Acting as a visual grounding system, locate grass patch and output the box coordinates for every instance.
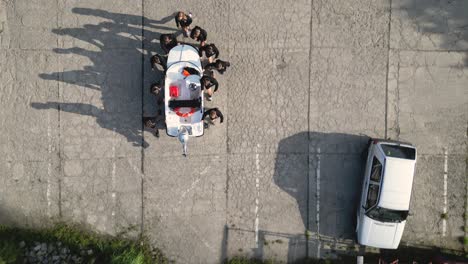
[0,239,21,264]
[0,223,167,264]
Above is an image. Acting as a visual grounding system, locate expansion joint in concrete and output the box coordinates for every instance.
[306,0,315,258]
[384,0,393,139]
[140,0,145,238]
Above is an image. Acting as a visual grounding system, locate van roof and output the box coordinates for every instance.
[378,157,416,210]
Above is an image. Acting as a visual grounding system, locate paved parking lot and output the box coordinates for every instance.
[0,0,467,263]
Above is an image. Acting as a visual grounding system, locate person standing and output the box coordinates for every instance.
[151,53,167,72]
[199,43,219,63]
[202,108,224,125]
[175,11,193,36]
[150,81,164,106]
[205,59,230,74]
[200,75,219,101]
[190,26,208,46]
[143,116,160,138]
[159,34,178,54]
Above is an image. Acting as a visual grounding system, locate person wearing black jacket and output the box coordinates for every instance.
[143,116,160,138]
[202,108,224,124]
[199,43,219,63]
[201,75,219,101]
[175,11,192,36]
[190,26,207,46]
[151,53,167,72]
[205,59,230,74]
[160,34,178,54]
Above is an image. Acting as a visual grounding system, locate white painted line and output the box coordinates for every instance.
[200,166,210,175]
[254,178,260,246]
[255,152,260,172]
[357,256,364,264]
[316,147,321,258]
[254,150,260,247]
[46,112,52,217]
[128,158,144,177]
[47,162,52,217]
[188,224,216,253]
[254,144,261,248]
[111,128,117,218]
[317,242,321,259]
[177,177,201,207]
[442,148,448,237]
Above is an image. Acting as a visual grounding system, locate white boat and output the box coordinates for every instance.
[164,44,204,156]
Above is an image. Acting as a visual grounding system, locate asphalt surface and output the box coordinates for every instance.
[0,0,467,263]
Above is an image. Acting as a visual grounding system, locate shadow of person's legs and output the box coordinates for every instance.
[34,9,179,148]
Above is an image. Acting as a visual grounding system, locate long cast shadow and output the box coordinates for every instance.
[274,132,369,241]
[32,8,176,147]
[396,0,468,67]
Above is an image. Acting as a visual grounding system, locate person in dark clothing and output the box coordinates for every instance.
[190,26,207,46]
[150,82,164,106]
[160,34,178,54]
[150,82,162,96]
[151,53,167,72]
[200,75,219,101]
[202,108,224,125]
[143,117,160,138]
[199,43,219,63]
[203,69,215,77]
[175,11,192,36]
[205,59,230,74]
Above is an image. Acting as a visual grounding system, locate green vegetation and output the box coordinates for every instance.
[0,223,167,264]
[0,239,20,264]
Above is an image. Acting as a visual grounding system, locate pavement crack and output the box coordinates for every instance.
[384,0,393,139]
[139,0,145,239]
[306,0,315,258]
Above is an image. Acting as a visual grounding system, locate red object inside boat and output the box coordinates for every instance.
[169,85,179,97]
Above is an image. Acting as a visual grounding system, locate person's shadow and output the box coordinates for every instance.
[31,8,177,148]
[274,132,369,241]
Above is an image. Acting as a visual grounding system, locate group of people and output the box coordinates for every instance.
[144,11,230,137]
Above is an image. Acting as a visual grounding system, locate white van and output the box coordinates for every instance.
[356,138,417,249]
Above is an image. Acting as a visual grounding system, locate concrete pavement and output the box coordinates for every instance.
[0,0,466,263]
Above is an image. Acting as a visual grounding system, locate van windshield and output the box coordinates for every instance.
[366,206,409,223]
[381,145,416,160]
